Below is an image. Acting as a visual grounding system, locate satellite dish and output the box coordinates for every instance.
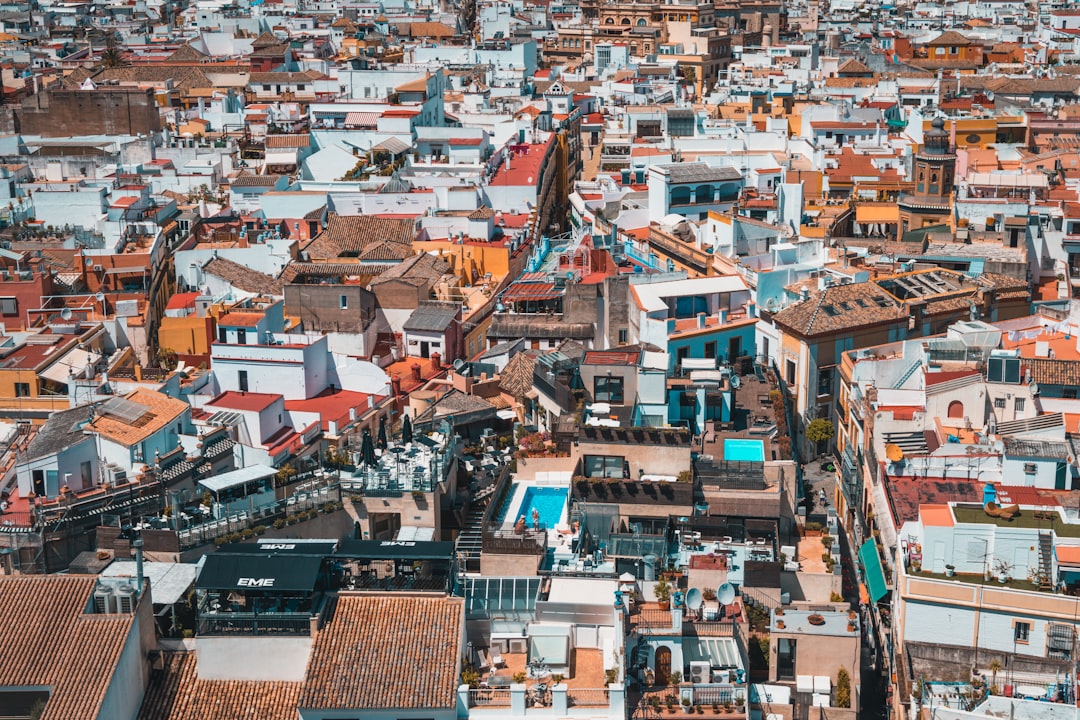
[452,358,465,371]
[717,583,736,606]
[60,308,73,321]
[686,587,703,611]
[730,375,741,389]
[94,292,105,303]
[885,444,904,463]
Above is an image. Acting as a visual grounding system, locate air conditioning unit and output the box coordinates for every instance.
[115,585,137,613]
[689,661,711,684]
[93,586,115,614]
[509,638,528,654]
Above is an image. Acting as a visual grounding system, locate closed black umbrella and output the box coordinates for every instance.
[377,415,388,450]
[401,413,413,444]
[361,429,377,466]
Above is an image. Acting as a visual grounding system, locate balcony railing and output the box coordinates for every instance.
[196,611,312,636]
[686,619,737,637]
[692,684,743,706]
[568,689,610,707]
[469,689,512,707]
[482,527,548,555]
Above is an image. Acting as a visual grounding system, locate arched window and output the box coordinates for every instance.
[948,400,964,419]
[605,17,614,24]
[621,17,631,24]
[637,17,647,25]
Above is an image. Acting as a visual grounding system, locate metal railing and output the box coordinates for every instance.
[177,484,338,549]
[686,620,737,637]
[632,608,675,630]
[469,689,512,706]
[693,684,743,706]
[197,611,311,636]
[568,688,610,707]
[481,528,548,555]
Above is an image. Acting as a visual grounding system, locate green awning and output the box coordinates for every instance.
[859,538,889,603]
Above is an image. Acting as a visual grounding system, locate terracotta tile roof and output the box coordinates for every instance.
[0,575,136,720]
[64,65,221,91]
[498,350,539,396]
[167,44,208,62]
[250,70,325,84]
[299,595,464,711]
[280,262,388,284]
[264,134,312,149]
[1022,358,1080,386]
[927,30,976,46]
[837,58,873,75]
[87,388,190,447]
[773,282,907,338]
[138,653,302,720]
[232,174,284,188]
[356,238,414,262]
[203,256,284,296]
[303,214,417,259]
[395,21,455,37]
[368,252,450,285]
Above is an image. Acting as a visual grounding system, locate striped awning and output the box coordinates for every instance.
[374,136,411,154]
[502,282,560,302]
[344,111,380,127]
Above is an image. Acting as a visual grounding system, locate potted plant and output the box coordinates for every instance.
[945,564,955,577]
[655,577,673,609]
[736,697,746,712]
[670,671,684,687]
[682,697,693,714]
[992,558,1012,584]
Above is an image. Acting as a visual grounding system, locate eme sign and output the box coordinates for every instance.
[238,577,276,587]
[380,541,416,547]
[261,544,296,550]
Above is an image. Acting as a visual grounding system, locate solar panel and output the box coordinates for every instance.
[100,397,150,423]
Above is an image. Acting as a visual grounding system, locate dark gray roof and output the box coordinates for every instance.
[661,162,742,184]
[488,315,593,340]
[414,389,496,424]
[403,302,459,332]
[1002,437,1071,459]
[24,403,99,461]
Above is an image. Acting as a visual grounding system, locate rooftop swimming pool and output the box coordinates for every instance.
[724,438,765,462]
[500,485,569,529]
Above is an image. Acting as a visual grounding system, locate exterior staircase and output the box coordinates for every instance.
[455,498,490,573]
[1039,530,1054,589]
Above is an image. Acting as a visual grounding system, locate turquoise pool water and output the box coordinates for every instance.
[512,486,569,529]
[724,438,765,462]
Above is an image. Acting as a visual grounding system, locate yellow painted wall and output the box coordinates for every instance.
[0,368,42,398]
[413,241,512,280]
[158,315,214,357]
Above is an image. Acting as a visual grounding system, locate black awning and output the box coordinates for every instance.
[196,553,323,592]
[335,539,456,561]
[213,541,338,556]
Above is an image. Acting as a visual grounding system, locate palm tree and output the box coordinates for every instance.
[98,46,126,69]
[988,658,1002,692]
